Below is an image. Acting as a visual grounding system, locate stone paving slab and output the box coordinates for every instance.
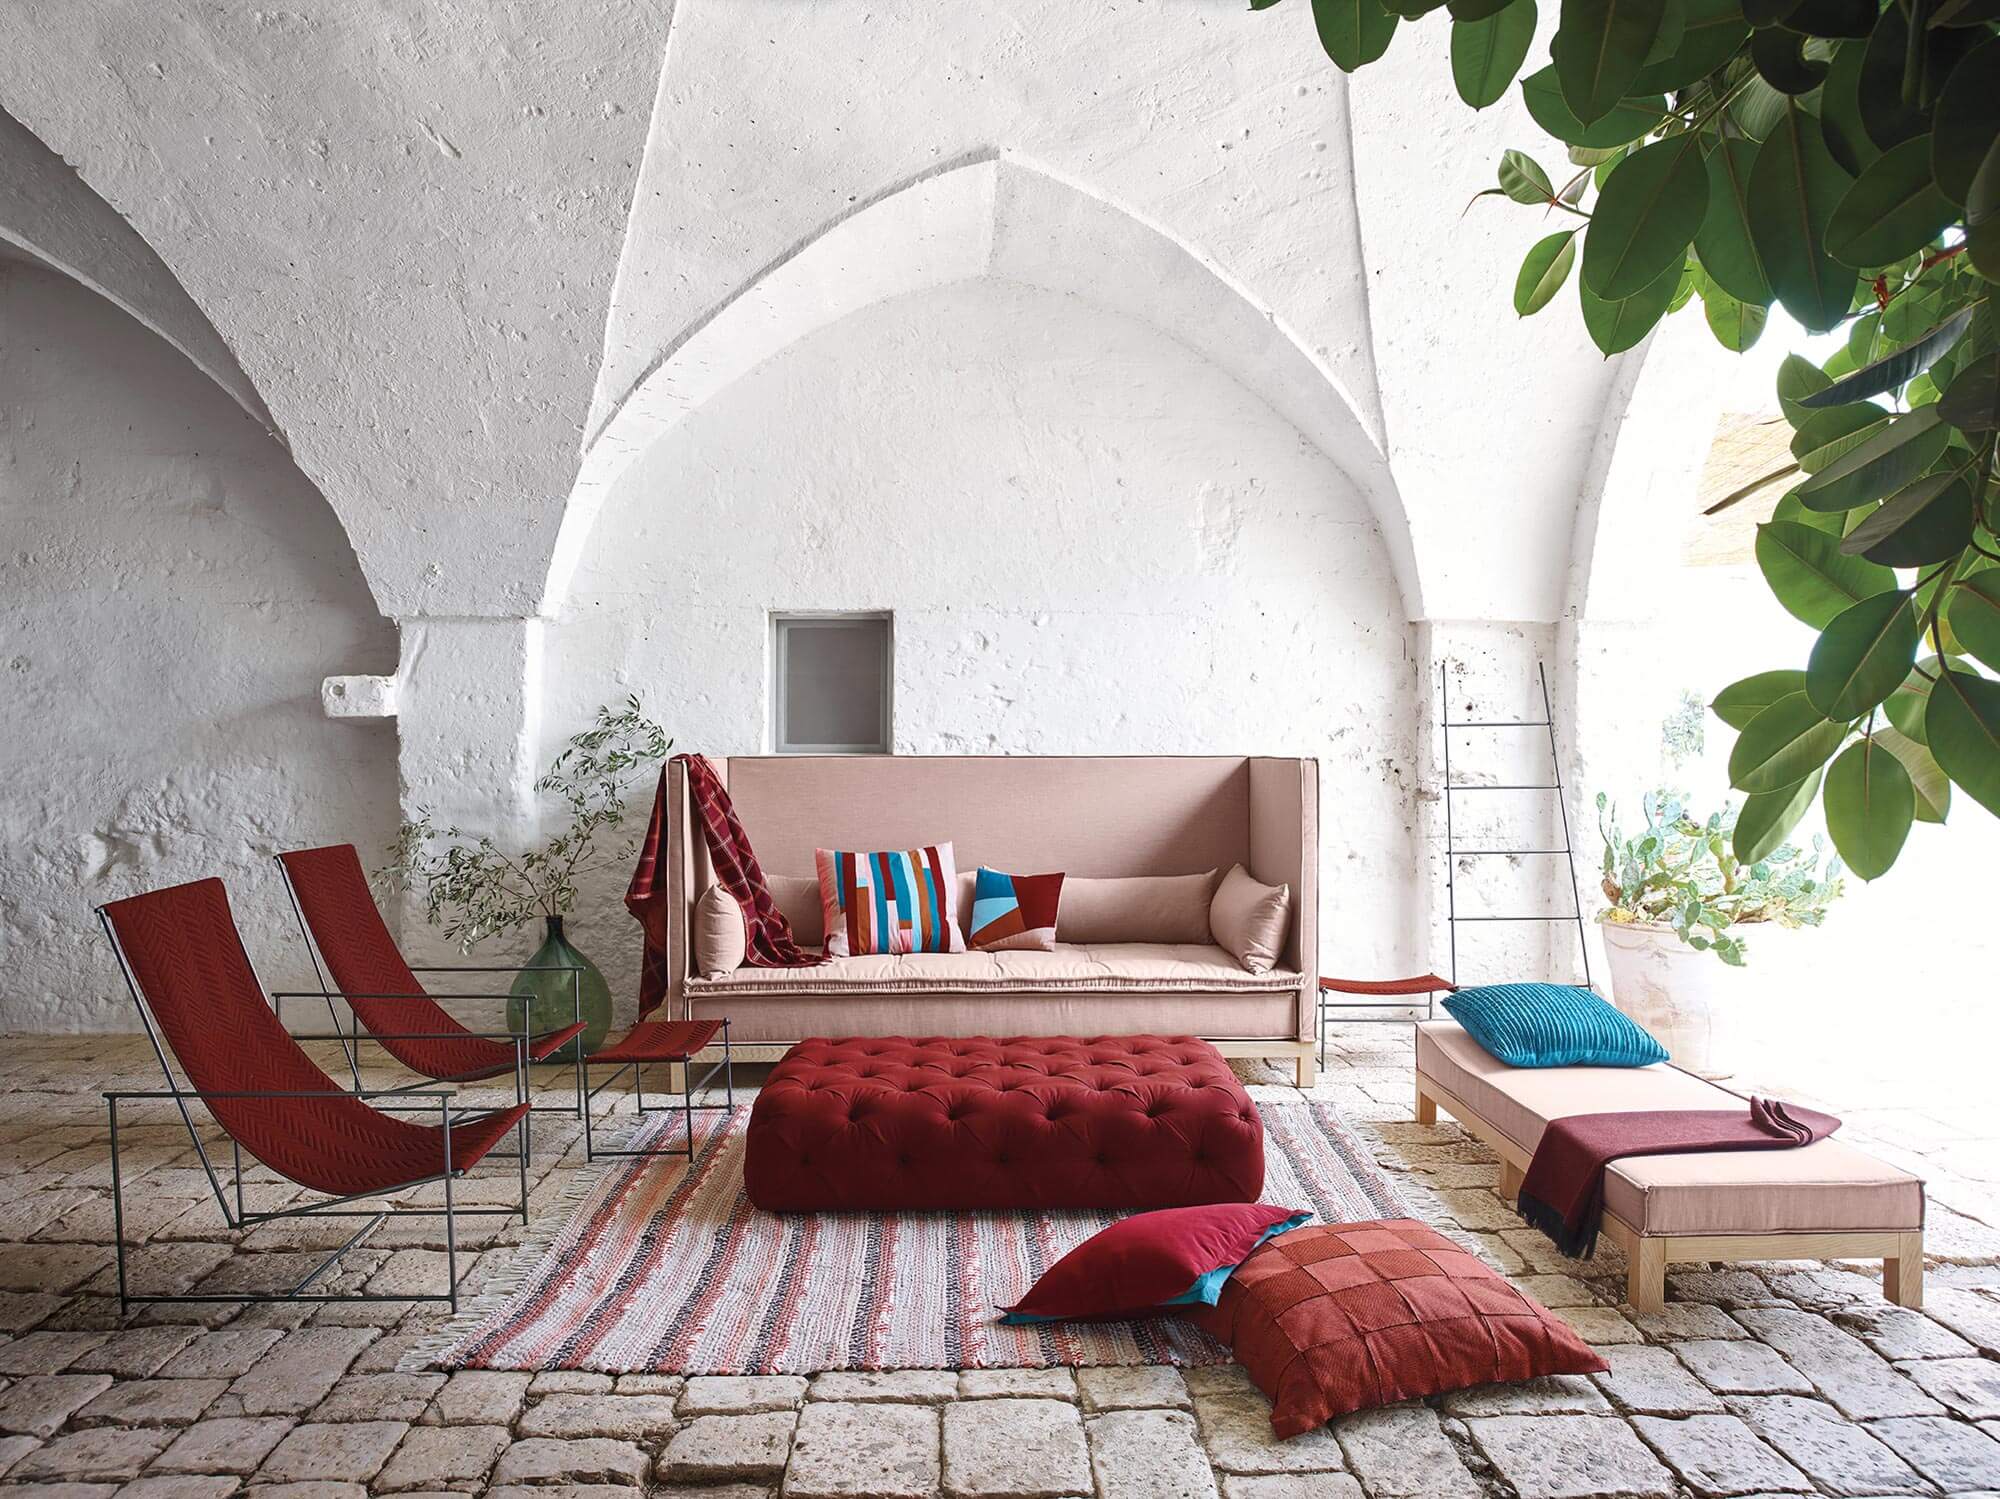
[785,1398,939,1497]
[942,1396,1090,1497]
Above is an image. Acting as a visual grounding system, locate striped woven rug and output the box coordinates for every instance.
[421,1097,1406,1374]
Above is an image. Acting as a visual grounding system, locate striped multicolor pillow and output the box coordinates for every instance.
[815,843,967,957]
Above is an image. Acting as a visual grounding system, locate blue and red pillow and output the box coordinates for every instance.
[969,867,1066,952]
[999,1203,1311,1324]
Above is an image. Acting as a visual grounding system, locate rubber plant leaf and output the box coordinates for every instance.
[1805,589,1921,720]
[1924,666,2000,817]
[1732,769,1824,863]
[1312,0,1400,69]
[1584,136,1712,298]
[1579,253,1682,354]
[1795,308,1973,407]
[1797,406,1950,511]
[1453,0,1539,108]
[1750,26,1828,94]
[1826,136,1960,268]
[1876,723,1950,823]
[1516,230,1580,314]
[1754,519,1896,626]
[1702,276,1768,350]
[1822,736,1915,878]
[1837,472,1976,565]
[1937,353,2000,432]
[1932,34,2000,205]
[1632,0,1746,89]
[1520,65,1666,148]
[1749,102,1859,331]
[1946,571,2000,673]
[1728,691,1850,793]
[1712,668,1808,728]
[1554,0,1668,125]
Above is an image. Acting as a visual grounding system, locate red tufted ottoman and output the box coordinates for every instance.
[743,1035,1264,1211]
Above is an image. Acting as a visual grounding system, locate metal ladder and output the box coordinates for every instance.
[1317,659,1592,1060]
[1440,659,1592,991]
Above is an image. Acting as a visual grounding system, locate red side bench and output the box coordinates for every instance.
[744,1035,1265,1211]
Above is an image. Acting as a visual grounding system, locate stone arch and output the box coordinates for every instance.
[540,150,1422,617]
[0,105,272,434]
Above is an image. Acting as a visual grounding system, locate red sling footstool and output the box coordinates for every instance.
[743,1035,1265,1211]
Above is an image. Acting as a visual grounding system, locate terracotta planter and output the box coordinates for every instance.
[1598,920,1738,1078]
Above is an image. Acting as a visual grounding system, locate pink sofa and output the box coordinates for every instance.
[658,755,1321,1086]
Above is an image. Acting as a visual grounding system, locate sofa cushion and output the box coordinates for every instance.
[1210,864,1291,974]
[1443,983,1667,1068]
[687,990,1301,1047]
[970,867,1065,952]
[1060,871,1221,944]
[687,942,1299,997]
[744,1035,1266,1211]
[1416,1021,1923,1237]
[693,884,746,976]
[765,874,825,947]
[816,844,967,957]
[1000,1204,1312,1323]
[1186,1219,1606,1435]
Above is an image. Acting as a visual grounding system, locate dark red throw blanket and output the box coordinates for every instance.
[1518,1099,1840,1258]
[626,753,824,1018]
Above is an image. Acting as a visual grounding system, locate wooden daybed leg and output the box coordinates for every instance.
[1498,1159,1524,1203]
[1295,1049,1318,1089]
[1414,1079,1437,1126]
[1885,1232,1925,1309]
[1628,1238,1666,1313]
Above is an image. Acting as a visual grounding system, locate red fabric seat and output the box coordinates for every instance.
[279,845,585,1082]
[589,1017,723,1065]
[744,1035,1264,1212]
[102,879,528,1199]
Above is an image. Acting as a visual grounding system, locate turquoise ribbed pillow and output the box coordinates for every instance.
[1442,983,1668,1068]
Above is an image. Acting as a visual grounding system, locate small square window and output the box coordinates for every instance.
[771,613,892,754]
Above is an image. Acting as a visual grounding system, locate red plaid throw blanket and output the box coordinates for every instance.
[627,754,824,1018]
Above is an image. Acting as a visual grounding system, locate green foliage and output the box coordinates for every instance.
[1246,0,1999,879]
[1596,789,1844,965]
[381,698,672,951]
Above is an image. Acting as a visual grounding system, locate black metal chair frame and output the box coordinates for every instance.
[99,908,529,1314]
[582,1020,735,1162]
[273,856,589,1123]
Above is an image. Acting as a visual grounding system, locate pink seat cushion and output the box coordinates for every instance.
[744,1035,1265,1211]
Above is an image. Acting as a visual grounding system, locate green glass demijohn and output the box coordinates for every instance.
[507,915,612,1062]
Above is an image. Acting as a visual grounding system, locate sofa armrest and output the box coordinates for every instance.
[1248,757,1318,1043]
[666,757,721,1021]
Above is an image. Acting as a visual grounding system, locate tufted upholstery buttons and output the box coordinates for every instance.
[744,1035,1264,1211]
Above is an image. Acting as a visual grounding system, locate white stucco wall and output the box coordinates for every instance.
[0,258,398,1031]
[542,277,1421,1009]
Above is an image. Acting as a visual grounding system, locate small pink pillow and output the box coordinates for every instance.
[1000,1204,1310,1324]
[1210,863,1292,973]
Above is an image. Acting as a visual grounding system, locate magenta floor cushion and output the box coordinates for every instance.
[744,1035,1266,1212]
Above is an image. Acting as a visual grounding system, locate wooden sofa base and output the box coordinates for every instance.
[1415,1070,1923,1313]
[668,1038,1318,1089]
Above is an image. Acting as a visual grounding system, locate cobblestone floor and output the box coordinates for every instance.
[0,1026,1996,1498]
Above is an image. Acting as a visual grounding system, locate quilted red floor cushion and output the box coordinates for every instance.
[744,1035,1265,1211]
[1185,1219,1607,1436]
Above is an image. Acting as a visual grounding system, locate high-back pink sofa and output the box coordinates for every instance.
[662,755,1321,1085]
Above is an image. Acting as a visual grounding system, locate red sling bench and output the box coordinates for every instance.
[98,878,529,1311]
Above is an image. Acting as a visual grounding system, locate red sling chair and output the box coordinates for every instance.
[98,878,530,1312]
[273,845,589,1125]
